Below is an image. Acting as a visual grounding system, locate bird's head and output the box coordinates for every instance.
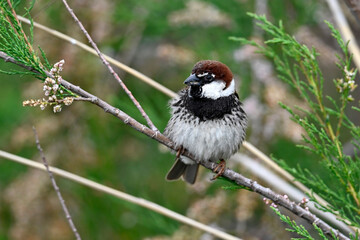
[184,60,235,99]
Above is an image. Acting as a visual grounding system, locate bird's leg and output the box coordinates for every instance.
[211,159,226,180]
[176,145,185,160]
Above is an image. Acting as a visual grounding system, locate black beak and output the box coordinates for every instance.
[184,74,200,86]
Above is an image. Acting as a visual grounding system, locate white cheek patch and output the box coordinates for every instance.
[201,79,235,99]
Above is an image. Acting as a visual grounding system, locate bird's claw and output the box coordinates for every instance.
[211,159,226,181]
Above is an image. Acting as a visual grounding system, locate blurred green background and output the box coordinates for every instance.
[0,0,358,239]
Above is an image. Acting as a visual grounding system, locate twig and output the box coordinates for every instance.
[0,51,350,240]
[326,0,360,71]
[60,0,158,132]
[0,149,242,240]
[32,127,81,240]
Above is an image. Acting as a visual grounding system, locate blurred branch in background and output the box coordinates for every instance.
[326,0,360,71]
[32,127,82,240]
[16,15,177,98]
[0,150,241,240]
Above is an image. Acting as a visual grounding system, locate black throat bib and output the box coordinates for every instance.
[183,92,239,121]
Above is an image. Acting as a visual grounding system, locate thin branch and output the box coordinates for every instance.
[232,153,355,236]
[60,0,158,132]
[0,150,242,240]
[32,127,81,240]
[0,51,351,240]
[243,141,333,207]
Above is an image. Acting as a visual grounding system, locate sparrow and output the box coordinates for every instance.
[164,60,247,184]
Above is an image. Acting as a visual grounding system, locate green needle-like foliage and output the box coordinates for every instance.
[272,207,325,240]
[0,0,48,78]
[231,13,360,233]
[0,1,77,111]
[271,207,344,240]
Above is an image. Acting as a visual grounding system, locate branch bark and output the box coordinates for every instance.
[0,50,351,240]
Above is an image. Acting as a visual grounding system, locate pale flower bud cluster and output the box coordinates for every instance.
[23,99,44,108]
[300,197,309,205]
[263,197,277,208]
[43,77,63,99]
[23,60,74,113]
[50,59,65,75]
[298,197,309,211]
[335,68,357,102]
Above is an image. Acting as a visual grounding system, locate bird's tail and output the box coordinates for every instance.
[166,158,199,184]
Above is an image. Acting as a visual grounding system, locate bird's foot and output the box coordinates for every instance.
[211,159,226,181]
[176,146,185,160]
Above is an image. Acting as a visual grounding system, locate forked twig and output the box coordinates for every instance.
[32,127,81,240]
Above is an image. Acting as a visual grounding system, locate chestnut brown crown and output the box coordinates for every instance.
[191,60,234,88]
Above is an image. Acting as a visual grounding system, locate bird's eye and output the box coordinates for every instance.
[205,74,213,81]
